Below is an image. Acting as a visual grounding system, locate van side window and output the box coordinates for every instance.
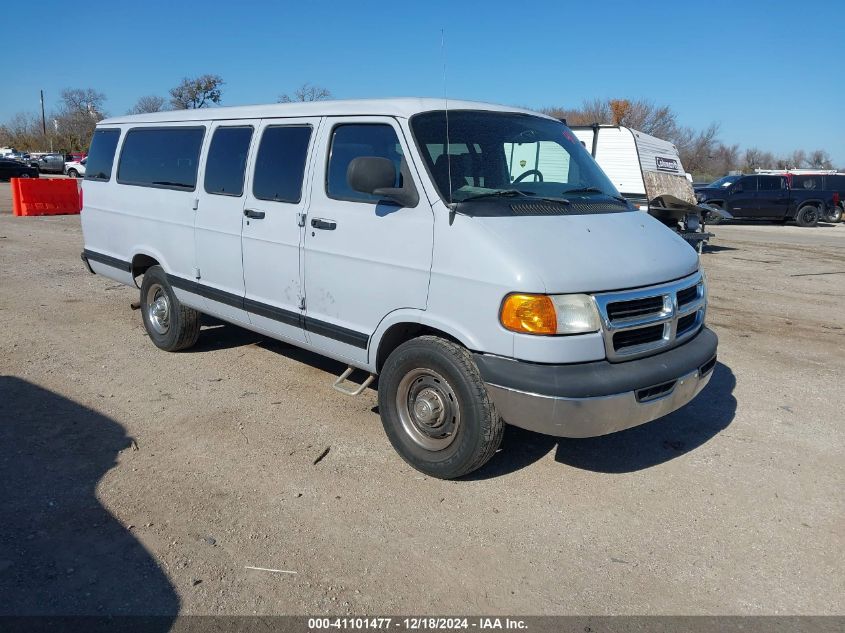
[204,127,253,196]
[327,124,403,203]
[117,127,205,191]
[252,126,312,203]
[84,129,121,181]
[758,176,785,191]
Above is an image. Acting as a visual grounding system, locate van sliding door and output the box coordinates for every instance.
[193,120,260,324]
[240,117,321,343]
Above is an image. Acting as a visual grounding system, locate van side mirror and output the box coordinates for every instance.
[347,156,418,207]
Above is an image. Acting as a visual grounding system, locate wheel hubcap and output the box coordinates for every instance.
[397,368,461,451]
[146,284,171,335]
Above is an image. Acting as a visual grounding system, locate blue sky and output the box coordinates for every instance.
[5,0,844,165]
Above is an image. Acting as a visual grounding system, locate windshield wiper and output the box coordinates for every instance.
[460,189,535,202]
[561,186,605,195]
[562,187,629,204]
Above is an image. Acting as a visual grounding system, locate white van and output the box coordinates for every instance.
[80,99,717,479]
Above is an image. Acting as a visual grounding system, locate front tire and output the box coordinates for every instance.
[67,169,78,178]
[705,203,723,225]
[139,265,200,351]
[378,335,504,479]
[825,204,843,223]
[795,205,819,227]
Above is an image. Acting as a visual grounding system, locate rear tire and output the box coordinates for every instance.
[67,169,78,178]
[826,204,843,223]
[795,205,819,228]
[139,265,200,351]
[378,335,504,479]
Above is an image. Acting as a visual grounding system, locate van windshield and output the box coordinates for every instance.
[410,110,621,205]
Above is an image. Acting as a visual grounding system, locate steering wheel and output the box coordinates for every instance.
[513,169,543,183]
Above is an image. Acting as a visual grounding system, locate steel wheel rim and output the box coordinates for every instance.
[805,207,818,223]
[396,368,461,451]
[146,283,171,335]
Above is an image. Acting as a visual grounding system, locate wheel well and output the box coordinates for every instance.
[375,323,463,373]
[131,254,159,285]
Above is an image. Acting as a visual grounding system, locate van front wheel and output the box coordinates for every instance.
[378,335,504,479]
[140,265,200,351]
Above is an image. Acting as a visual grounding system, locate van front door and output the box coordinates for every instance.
[302,117,433,365]
[194,121,259,324]
[240,118,320,343]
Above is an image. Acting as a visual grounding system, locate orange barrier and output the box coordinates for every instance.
[11,178,81,217]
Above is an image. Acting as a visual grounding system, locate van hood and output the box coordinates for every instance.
[473,210,699,293]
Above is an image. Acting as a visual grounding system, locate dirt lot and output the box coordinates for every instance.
[1,186,843,616]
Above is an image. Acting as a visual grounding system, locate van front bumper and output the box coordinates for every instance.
[474,327,718,438]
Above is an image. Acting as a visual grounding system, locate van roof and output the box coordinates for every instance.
[98,98,552,125]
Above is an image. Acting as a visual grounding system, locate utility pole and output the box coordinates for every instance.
[40,90,47,137]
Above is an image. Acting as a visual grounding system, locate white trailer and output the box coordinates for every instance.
[570,124,709,250]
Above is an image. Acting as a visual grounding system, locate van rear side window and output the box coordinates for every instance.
[84,129,121,181]
[252,126,312,203]
[117,127,205,191]
[204,126,253,196]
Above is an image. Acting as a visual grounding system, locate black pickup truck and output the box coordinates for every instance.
[695,174,838,227]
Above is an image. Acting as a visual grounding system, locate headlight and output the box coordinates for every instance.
[500,293,601,335]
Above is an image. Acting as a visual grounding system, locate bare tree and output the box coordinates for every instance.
[578,98,612,125]
[278,83,333,103]
[807,149,833,169]
[127,95,167,115]
[50,88,108,152]
[673,123,720,177]
[169,74,224,110]
[789,149,807,169]
[0,112,44,150]
[59,88,107,118]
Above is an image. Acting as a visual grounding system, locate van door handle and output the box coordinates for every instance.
[244,209,265,219]
[311,218,336,230]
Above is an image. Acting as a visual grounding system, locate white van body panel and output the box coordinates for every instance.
[302,116,433,365]
[193,119,260,325]
[473,211,698,294]
[241,117,321,343]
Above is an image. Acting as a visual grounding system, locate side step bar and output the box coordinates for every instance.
[332,366,375,396]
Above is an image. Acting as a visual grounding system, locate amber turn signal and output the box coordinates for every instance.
[500,294,557,335]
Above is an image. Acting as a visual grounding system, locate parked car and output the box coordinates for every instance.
[0,158,40,180]
[65,157,86,178]
[28,153,66,174]
[695,174,838,227]
[65,151,87,163]
[80,99,717,479]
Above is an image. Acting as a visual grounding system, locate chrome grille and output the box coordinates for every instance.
[594,272,706,361]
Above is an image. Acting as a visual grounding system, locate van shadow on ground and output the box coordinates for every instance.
[0,376,179,622]
[468,361,737,479]
[183,322,736,479]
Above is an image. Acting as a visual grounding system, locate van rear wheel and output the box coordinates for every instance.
[140,265,200,351]
[378,335,504,479]
[795,205,819,227]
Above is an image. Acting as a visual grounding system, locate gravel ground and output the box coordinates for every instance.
[0,188,843,616]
